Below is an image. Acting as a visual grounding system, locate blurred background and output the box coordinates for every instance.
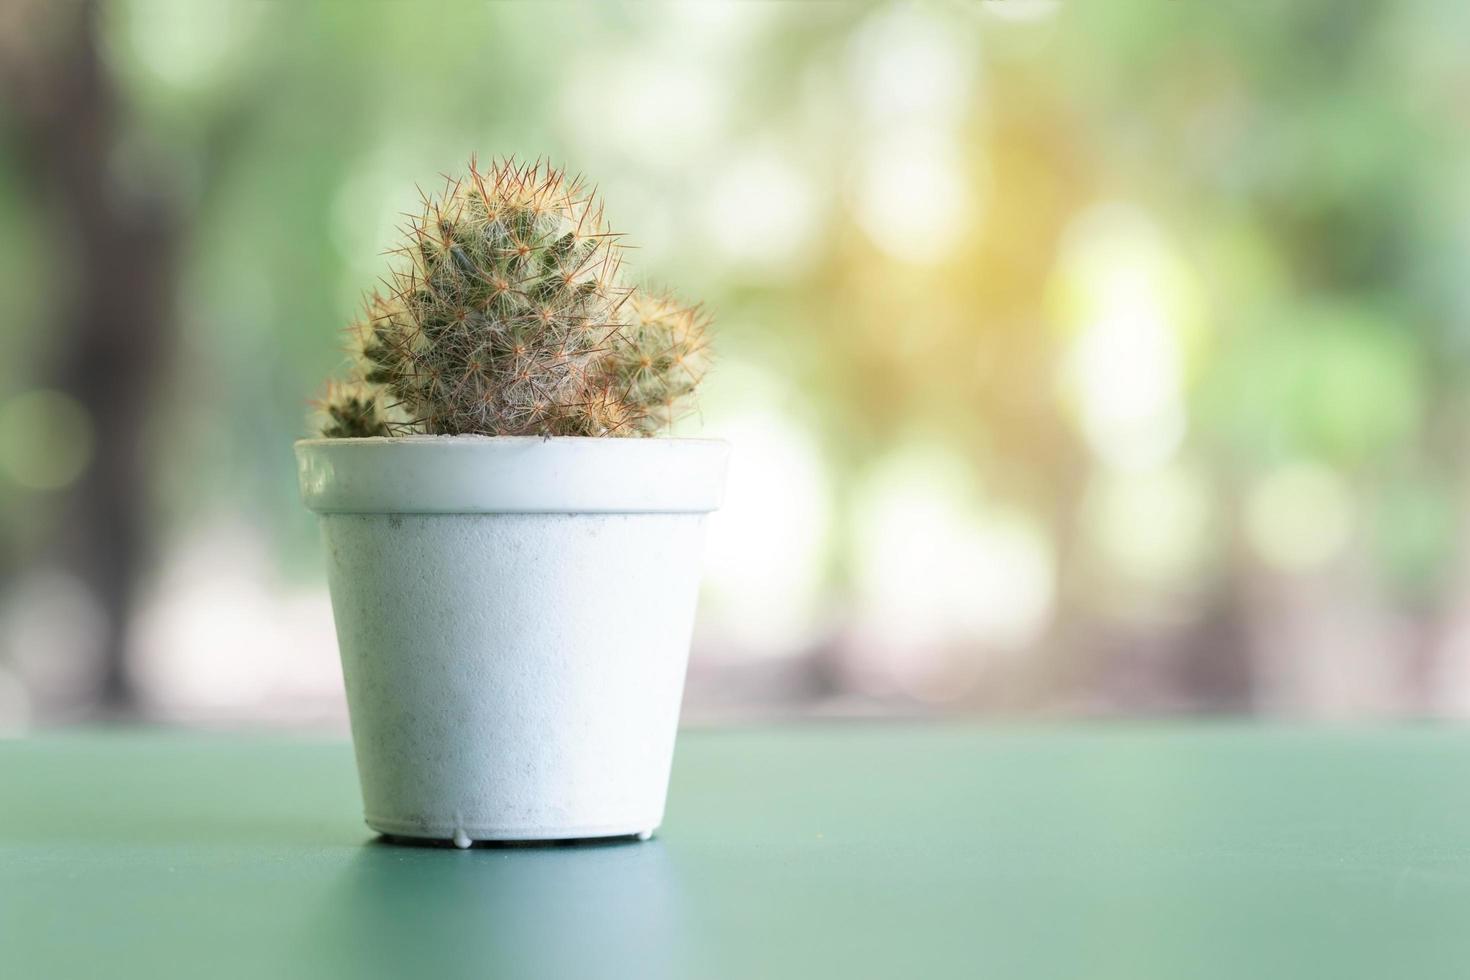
[2,0,1469,731]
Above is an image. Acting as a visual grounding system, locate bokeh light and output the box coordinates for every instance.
[0,391,95,492]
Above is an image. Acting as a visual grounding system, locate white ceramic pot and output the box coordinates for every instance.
[296,435,728,845]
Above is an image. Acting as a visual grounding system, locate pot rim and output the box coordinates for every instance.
[295,434,730,514]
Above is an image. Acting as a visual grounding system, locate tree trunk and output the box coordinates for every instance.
[0,0,180,714]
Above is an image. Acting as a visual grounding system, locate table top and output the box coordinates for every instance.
[4,725,1470,979]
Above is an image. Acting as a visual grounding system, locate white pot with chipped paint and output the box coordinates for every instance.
[296,435,728,846]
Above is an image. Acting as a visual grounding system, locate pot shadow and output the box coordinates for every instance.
[374,831,650,851]
[298,833,692,978]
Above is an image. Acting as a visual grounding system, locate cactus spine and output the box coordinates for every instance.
[319,158,709,438]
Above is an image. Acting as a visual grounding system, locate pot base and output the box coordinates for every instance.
[368,816,659,847]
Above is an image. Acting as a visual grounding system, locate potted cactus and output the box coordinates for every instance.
[296,158,727,846]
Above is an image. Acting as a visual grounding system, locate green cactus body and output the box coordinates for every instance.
[317,157,709,439]
[319,384,389,438]
[607,293,712,435]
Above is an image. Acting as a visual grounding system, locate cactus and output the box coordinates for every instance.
[602,292,712,435]
[319,384,390,438]
[317,157,709,438]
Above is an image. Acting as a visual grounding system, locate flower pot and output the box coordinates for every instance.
[296,435,728,845]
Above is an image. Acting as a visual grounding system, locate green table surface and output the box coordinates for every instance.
[4,725,1470,979]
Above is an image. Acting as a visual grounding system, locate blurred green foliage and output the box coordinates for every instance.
[4,0,1470,714]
